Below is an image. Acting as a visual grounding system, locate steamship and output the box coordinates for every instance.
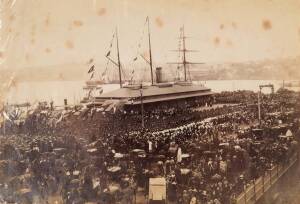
[81,18,213,110]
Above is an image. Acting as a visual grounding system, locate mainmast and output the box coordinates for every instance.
[147,17,154,85]
[104,28,125,88]
[116,28,122,88]
[168,25,204,82]
[182,26,187,81]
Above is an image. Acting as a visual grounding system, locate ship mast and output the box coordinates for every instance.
[168,25,204,82]
[182,25,187,81]
[116,28,122,88]
[104,28,125,88]
[147,17,154,85]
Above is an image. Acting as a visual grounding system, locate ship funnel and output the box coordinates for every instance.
[156,67,163,83]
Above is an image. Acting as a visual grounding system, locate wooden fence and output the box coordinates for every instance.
[234,154,298,204]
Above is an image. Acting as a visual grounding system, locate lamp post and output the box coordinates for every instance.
[258,91,261,126]
[2,102,6,136]
[140,84,145,129]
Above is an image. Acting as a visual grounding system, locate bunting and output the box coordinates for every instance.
[129,69,135,83]
[90,72,94,80]
[2,111,11,121]
[88,65,95,74]
[104,33,114,59]
[133,17,148,63]
[87,89,93,98]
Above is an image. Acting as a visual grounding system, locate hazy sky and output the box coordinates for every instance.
[1,0,300,69]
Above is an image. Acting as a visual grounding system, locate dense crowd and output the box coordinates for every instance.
[0,89,299,204]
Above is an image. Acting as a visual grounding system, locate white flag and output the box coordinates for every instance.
[2,111,11,121]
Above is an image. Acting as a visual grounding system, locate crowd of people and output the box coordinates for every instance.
[0,89,299,204]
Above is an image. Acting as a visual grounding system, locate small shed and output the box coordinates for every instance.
[149,177,166,204]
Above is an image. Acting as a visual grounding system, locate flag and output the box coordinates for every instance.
[90,72,94,79]
[56,114,63,125]
[177,147,182,163]
[130,69,135,81]
[88,89,92,97]
[106,51,111,57]
[3,111,11,121]
[88,65,95,73]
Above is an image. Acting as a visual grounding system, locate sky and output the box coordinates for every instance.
[1,0,300,69]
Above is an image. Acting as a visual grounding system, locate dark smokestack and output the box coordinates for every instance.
[156,67,163,83]
[64,99,68,110]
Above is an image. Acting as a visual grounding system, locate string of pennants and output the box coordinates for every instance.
[104,32,129,81]
[103,32,116,80]
[133,17,148,62]
[86,32,117,80]
[130,17,150,83]
[86,17,151,83]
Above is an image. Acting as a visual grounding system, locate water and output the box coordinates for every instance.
[4,80,296,106]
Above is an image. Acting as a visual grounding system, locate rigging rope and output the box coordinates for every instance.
[130,17,149,84]
[102,32,116,80]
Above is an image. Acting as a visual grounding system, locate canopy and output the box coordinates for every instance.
[286,129,293,137]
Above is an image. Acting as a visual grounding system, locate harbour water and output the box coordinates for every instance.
[5,80,298,106]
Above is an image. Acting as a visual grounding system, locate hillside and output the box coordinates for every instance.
[0,56,299,83]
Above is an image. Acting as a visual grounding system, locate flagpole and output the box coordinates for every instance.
[147,17,154,85]
[140,84,144,129]
[116,28,122,88]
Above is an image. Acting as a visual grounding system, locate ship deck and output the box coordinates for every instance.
[92,83,213,105]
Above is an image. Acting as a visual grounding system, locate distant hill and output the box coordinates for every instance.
[190,56,300,80]
[0,56,299,83]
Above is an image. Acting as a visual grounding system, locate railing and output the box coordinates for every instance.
[234,154,298,204]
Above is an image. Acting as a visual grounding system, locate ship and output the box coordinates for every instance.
[81,18,213,111]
